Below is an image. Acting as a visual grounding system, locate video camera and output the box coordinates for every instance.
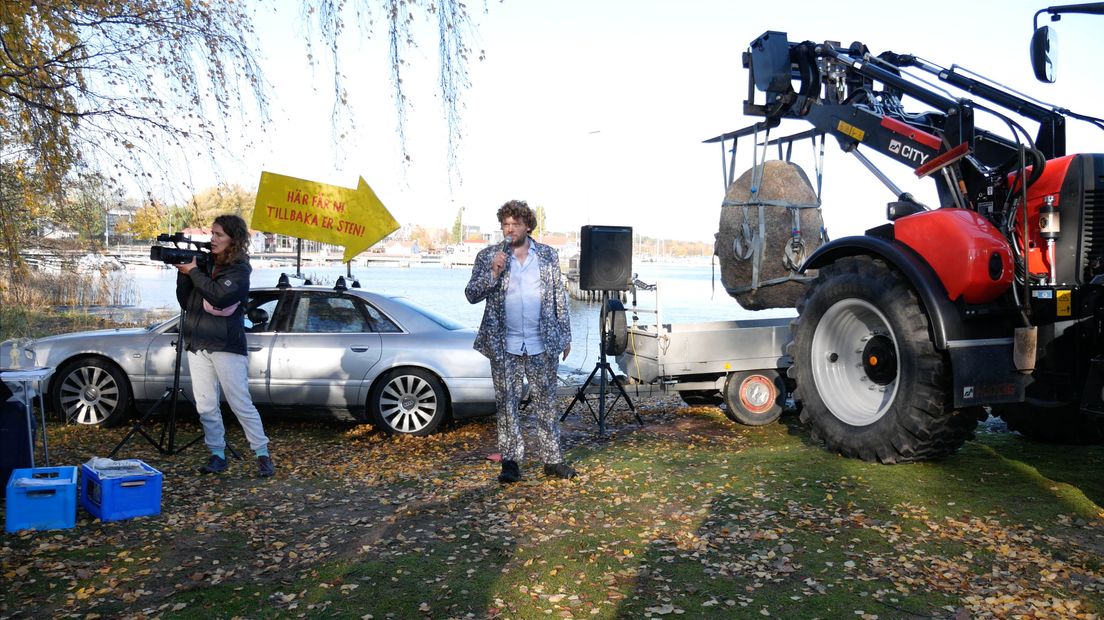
[149,232,211,267]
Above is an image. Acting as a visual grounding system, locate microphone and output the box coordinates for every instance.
[502,234,514,256]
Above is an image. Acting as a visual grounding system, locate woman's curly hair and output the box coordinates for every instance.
[496,200,536,234]
[213,214,251,265]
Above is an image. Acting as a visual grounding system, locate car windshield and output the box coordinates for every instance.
[388,297,467,330]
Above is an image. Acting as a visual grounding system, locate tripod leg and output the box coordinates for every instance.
[609,372,643,426]
[561,362,602,422]
[109,388,174,458]
[172,432,207,455]
[598,360,609,436]
[160,389,205,457]
[224,442,242,460]
[111,307,205,459]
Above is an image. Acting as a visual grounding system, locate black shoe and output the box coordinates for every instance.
[497,460,521,484]
[543,462,576,479]
[199,454,228,474]
[257,455,276,478]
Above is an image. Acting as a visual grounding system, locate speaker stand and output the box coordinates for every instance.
[562,292,642,436]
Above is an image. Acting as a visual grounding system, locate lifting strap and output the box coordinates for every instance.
[720,127,826,294]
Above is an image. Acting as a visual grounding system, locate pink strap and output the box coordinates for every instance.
[202,299,240,317]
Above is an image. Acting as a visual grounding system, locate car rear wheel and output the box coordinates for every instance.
[51,357,132,427]
[368,368,447,436]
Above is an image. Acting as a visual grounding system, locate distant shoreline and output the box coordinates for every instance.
[21,244,717,273]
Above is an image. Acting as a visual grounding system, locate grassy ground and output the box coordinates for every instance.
[2,396,1102,620]
[3,307,1103,618]
[0,306,127,342]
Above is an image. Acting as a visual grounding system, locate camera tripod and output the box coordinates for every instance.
[562,292,642,436]
[110,307,237,459]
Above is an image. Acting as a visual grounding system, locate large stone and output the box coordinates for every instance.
[714,160,825,310]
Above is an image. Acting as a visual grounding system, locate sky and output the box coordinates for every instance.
[186,0,1104,243]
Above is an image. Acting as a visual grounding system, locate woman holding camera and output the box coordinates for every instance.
[175,213,275,478]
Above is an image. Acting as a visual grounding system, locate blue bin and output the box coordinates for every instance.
[80,462,162,522]
[5,466,78,533]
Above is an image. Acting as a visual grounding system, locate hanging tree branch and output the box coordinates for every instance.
[0,0,484,276]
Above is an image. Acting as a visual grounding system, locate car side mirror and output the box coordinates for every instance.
[1031,25,1056,83]
[247,307,270,332]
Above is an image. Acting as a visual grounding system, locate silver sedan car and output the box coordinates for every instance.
[3,279,496,436]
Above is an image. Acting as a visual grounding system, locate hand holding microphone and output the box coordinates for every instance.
[492,234,513,278]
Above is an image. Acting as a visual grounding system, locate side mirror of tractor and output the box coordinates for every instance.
[1031,25,1056,83]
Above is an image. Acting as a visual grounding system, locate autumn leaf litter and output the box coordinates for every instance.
[1,393,1102,619]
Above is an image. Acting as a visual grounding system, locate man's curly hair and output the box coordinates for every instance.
[496,200,536,234]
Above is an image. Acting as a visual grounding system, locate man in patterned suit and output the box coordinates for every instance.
[465,200,575,483]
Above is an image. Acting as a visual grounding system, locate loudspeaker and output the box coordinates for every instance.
[579,225,632,291]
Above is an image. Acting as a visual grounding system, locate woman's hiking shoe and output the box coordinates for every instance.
[497,460,521,483]
[257,455,276,478]
[199,455,228,474]
[543,463,576,479]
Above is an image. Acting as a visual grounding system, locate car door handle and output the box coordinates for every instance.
[248,345,263,352]
[350,346,371,352]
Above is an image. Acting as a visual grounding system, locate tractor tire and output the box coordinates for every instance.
[787,255,978,463]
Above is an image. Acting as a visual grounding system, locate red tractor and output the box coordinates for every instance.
[714,22,1104,462]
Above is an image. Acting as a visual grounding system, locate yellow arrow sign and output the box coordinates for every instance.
[252,171,400,262]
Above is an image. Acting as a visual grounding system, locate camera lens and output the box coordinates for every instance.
[150,246,195,264]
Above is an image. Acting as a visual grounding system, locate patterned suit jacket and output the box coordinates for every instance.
[465,237,571,363]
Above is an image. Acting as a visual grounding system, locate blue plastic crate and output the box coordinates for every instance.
[80,462,162,522]
[5,466,78,533]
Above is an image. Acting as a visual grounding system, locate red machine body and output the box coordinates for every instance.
[1011,155,1078,279]
[705,28,1104,463]
[895,209,1014,303]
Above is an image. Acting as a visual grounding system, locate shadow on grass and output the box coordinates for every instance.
[776,404,1104,510]
[11,400,1103,619]
[620,422,1104,619]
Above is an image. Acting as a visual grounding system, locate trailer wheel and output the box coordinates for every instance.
[788,255,977,463]
[722,370,785,426]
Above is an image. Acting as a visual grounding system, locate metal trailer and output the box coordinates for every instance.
[613,284,795,426]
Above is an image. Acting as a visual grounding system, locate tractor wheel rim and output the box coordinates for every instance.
[810,298,899,426]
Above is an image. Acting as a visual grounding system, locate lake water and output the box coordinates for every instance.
[124,261,795,377]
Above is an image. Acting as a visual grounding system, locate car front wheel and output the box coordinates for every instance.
[368,368,448,436]
[51,357,133,427]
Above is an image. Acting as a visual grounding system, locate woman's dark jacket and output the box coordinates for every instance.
[175,257,252,356]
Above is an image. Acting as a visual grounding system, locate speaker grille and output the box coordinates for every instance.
[580,225,632,291]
